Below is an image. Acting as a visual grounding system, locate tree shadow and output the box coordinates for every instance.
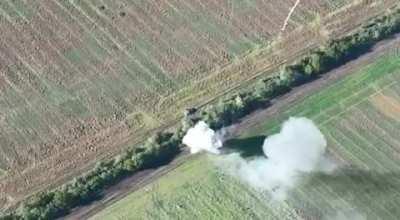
[223,135,266,158]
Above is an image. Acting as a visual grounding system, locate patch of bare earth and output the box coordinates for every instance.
[370,93,400,120]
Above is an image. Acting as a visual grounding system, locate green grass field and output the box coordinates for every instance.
[92,52,400,220]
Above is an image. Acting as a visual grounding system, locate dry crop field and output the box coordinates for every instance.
[0,0,397,210]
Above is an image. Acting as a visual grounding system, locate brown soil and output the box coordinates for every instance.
[370,93,400,120]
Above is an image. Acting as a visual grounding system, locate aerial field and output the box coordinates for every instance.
[0,0,397,210]
[93,52,400,219]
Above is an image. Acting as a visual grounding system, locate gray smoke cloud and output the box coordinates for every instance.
[183,117,336,199]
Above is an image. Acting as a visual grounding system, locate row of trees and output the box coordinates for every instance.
[194,8,400,130]
[3,7,400,220]
[3,132,181,220]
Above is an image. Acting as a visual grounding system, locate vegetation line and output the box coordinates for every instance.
[2,4,400,220]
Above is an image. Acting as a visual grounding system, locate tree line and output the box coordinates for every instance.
[196,8,400,130]
[2,6,400,220]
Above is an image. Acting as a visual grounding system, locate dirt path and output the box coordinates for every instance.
[62,34,400,220]
[61,150,193,220]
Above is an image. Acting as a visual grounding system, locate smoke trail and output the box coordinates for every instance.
[217,117,336,199]
[182,121,224,154]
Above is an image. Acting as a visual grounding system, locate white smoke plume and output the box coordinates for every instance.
[217,117,336,199]
[182,117,336,199]
[182,121,224,154]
